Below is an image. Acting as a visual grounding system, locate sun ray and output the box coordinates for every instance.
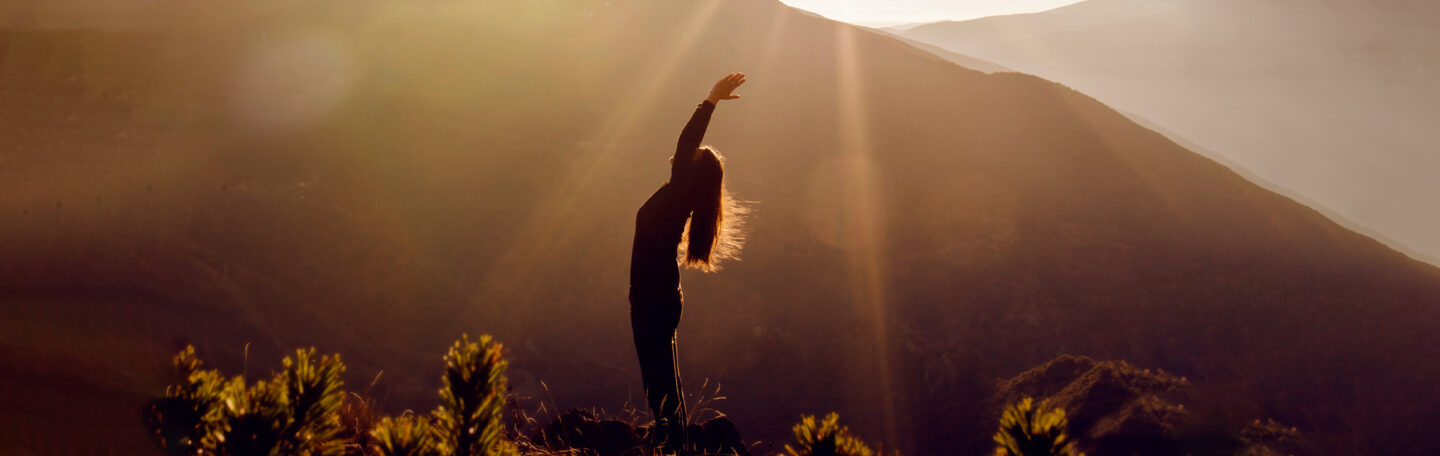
[756,4,791,77]
[475,1,727,316]
[834,23,900,446]
[1055,91,1188,214]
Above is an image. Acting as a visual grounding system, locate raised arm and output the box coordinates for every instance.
[674,73,746,165]
[674,102,715,165]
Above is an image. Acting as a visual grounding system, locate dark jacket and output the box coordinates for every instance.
[629,100,715,290]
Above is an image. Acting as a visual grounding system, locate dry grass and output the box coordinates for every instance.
[336,372,386,455]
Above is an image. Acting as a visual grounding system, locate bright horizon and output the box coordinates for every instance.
[778,0,1086,27]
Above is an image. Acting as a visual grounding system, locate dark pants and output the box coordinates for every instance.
[629,286,688,450]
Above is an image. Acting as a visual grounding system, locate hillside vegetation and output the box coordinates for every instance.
[146,338,1279,456]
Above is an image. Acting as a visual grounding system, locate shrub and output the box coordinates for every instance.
[993,398,1083,456]
[142,346,226,455]
[433,334,513,456]
[371,414,442,456]
[141,346,348,455]
[143,335,515,456]
[784,413,875,456]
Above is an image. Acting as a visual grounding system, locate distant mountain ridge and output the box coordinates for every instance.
[902,0,1440,265]
[870,30,1011,74]
[908,0,1182,43]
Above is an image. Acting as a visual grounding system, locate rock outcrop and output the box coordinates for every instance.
[995,355,1304,455]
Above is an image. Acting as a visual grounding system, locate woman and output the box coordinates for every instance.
[630,72,748,453]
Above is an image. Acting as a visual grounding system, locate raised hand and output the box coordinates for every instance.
[706,72,747,104]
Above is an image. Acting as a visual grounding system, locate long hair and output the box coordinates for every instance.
[679,146,747,272]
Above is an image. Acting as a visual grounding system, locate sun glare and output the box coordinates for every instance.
[779,0,1087,26]
[833,23,900,446]
[476,2,727,313]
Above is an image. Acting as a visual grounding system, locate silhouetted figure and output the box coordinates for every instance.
[630,73,748,454]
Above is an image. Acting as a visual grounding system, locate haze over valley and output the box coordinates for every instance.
[900,0,1440,264]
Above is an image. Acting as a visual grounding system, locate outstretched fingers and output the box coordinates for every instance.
[708,72,747,102]
[726,73,746,99]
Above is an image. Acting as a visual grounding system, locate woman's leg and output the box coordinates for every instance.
[670,331,688,428]
[630,288,687,451]
[664,330,688,451]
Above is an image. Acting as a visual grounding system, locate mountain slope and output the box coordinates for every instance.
[903,0,1440,264]
[2,0,1439,454]
[871,29,1011,73]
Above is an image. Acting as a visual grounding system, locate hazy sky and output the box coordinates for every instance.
[779,0,1085,26]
